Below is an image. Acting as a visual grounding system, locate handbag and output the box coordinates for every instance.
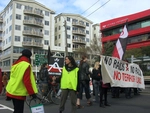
[30,104,44,113]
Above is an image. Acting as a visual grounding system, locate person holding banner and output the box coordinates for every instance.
[99,64,111,107]
[59,56,79,113]
[6,49,38,113]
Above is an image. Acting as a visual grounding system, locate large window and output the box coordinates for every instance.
[102,19,150,37]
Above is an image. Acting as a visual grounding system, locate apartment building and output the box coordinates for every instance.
[0,0,55,72]
[54,13,93,62]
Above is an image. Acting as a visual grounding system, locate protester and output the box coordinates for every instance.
[1,72,8,96]
[92,61,101,103]
[99,63,111,107]
[39,63,49,96]
[59,56,79,113]
[76,55,92,108]
[6,49,38,113]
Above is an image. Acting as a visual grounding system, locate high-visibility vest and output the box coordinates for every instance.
[60,67,79,91]
[6,61,37,96]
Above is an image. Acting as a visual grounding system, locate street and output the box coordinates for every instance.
[0,88,150,113]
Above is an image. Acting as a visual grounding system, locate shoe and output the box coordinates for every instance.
[105,103,111,106]
[76,105,84,109]
[87,101,92,106]
[99,104,105,108]
[59,111,62,113]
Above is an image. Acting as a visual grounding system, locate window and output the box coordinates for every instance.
[59,26,61,30]
[15,36,20,41]
[86,22,89,27]
[67,43,71,48]
[67,17,70,21]
[59,34,61,39]
[10,15,12,21]
[67,26,70,30]
[67,35,71,39]
[15,25,21,30]
[86,30,89,34]
[44,30,49,35]
[45,21,49,26]
[45,11,49,16]
[55,36,57,40]
[16,14,21,20]
[16,3,22,9]
[44,40,49,45]
[9,25,12,32]
[86,38,89,42]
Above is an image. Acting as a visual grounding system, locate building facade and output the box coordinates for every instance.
[100,9,150,50]
[0,0,55,72]
[54,13,93,61]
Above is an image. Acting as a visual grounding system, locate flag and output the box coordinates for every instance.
[47,46,53,64]
[112,24,128,60]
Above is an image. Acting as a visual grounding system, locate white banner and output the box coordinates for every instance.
[101,55,145,89]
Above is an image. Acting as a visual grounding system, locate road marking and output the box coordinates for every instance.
[0,104,14,111]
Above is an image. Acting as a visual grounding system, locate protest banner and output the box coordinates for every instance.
[101,55,145,89]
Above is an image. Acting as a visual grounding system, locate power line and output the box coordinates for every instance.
[80,0,100,15]
[86,0,111,18]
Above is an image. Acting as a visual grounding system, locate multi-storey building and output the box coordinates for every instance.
[100,9,150,52]
[0,0,55,72]
[54,13,93,61]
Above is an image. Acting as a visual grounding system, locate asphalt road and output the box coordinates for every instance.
[0,89,150,113]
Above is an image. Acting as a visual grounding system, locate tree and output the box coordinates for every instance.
[102,41,114,56]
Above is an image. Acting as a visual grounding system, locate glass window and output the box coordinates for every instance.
[15,25,21,30]
[15,36,20,41]
[44,30,49,35]
[16,14,21,20]
[67,17,70,21]
[44,40,49,45]
[141,19,150,28]
[16,3,22,9]
[45,11,49,16]
[45,21,49,26]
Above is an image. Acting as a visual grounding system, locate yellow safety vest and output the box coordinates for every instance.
[60,66,79,91]
[6,61,37,96]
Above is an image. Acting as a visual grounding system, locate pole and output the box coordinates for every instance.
[131,55,134,63]
[36,65,37,79]
[64,20,68,56]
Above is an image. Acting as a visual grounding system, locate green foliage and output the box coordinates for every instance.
[102,41,114,56]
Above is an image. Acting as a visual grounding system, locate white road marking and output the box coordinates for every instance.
[0,104,14,111]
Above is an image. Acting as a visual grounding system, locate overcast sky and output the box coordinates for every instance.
[0,0,150,24]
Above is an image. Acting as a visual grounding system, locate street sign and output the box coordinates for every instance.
[35,54,47,66]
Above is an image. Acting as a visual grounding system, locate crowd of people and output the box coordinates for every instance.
[0,49,140,113]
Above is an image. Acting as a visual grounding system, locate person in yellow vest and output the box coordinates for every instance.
[59,56,79,113]
[6,49,37,113]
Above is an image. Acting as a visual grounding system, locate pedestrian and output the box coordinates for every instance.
[1,72,8,96]
[92,61,101,103]
[6,49,38,113]
[59,56,79,113]
[99,63,111,107]
[39,63,49,96]
[76,55,92,108]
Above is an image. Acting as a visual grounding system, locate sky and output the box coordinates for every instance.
[0,0,150,24]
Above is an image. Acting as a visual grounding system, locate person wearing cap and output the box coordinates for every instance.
[6,49,38,113]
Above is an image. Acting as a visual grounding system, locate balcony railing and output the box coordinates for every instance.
[72,30,86,36]
[23,30,43,38]
[24,9,44,18]
[72,22,86,28]
[0,36,2,41]
[23,20,43,27]
[22,41,43,47]
[72,39,86,44]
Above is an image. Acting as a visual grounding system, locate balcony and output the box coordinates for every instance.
[23,30,43,38]
[72,30,86,36]
[23,20,43,27]
[24,9,44,18]
[72,22,86,28]
[72,39,86,44]
[0,46,2,50]
[22,41,43,47]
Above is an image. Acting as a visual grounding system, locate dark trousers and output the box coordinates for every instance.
[77,81,91,99]
[100,87,108,105]
[111,87,120,98]
[12,98,24,113]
